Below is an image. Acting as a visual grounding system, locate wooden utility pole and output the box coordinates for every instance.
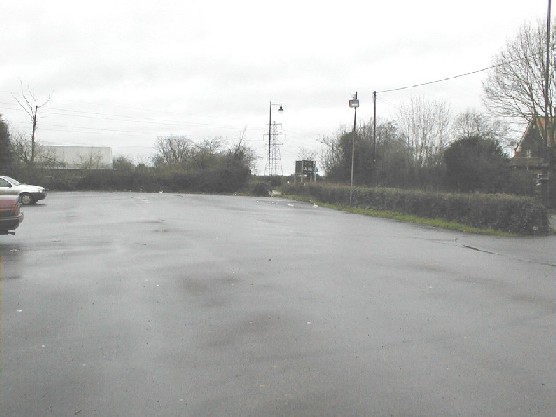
[543,0,552,205]
[30,105,38,163]
[373,91,377,187]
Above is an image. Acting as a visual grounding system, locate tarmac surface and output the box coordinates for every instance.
[1,192,555,417]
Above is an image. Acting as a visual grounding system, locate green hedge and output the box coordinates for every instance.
[282,183,549,235]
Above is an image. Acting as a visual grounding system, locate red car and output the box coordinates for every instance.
[0,194,24,235]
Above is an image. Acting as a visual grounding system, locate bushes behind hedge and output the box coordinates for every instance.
[31,166,251,194]
[282,183,549,235]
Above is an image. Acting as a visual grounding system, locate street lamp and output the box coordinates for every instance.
[349,92,359,205]
[268,101,284,176]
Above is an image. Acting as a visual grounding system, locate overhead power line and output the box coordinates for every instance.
[378,56,526,94]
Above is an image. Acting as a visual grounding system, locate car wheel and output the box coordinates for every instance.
[20,193,35,205]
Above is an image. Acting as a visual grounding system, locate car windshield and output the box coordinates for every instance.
[4,176,20,185]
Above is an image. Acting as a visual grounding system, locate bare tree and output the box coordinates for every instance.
[152,135,194,166]
[10,130,32,165]
[78,150,104,169]
[397,96,451,167]
[297,146,318,161]
[35,146,64,168]
[13,82,52,164]
[10,130,62,168]
[190,138,223,170]
[319,128,349,178]
[231,127,257,171]
[452,110,509,142]
[483,20,555,145]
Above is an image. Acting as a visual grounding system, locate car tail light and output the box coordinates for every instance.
[11,202,20,216]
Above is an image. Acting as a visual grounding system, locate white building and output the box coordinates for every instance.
[41,146,113,169]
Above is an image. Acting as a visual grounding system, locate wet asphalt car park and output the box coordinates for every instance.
[0,191,554,417]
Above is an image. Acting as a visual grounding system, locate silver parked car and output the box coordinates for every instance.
[0,176,47,205]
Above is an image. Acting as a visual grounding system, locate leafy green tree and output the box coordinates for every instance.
[228,139,257,173]
[320,120,416,187]
[319,127,374,185]
[373,121,412,187]
[444,136,509,193]
[319,130,349,181]
[0,115,13,173]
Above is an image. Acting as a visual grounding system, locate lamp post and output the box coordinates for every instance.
[268,101,283,176]
[349,92,359,205]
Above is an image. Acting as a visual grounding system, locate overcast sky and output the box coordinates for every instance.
[0,0,550,174]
